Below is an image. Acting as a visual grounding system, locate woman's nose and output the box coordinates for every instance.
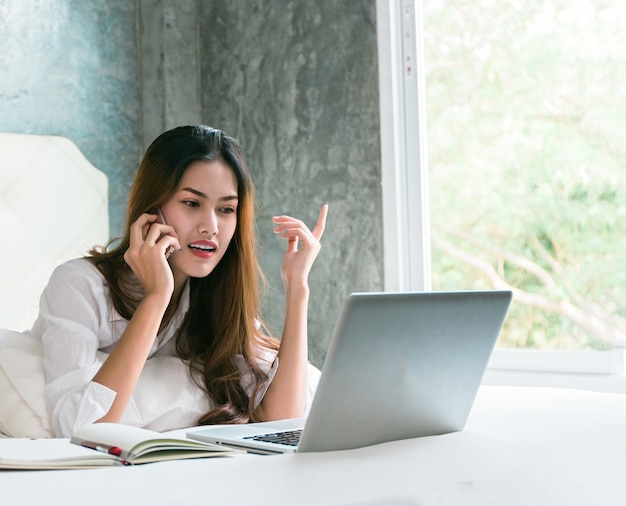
[200,210,218,237]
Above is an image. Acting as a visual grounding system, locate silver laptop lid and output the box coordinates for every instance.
[298,290,512,453]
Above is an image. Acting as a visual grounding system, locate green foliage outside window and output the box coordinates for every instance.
[424,0,625,350]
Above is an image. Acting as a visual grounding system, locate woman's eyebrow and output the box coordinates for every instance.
[180,187,207,198]
[180,186,238,201]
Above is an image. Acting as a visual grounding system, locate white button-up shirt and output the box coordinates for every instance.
[29,258,278,437]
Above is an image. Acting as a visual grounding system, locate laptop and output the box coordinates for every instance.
[188,290,512,454]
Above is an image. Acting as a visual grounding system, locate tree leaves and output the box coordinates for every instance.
[424,0,626,349]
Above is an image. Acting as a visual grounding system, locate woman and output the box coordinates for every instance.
[30,125,328,437]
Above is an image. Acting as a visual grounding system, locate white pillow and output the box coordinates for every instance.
[0,327,322,438]
[0,329,53,438]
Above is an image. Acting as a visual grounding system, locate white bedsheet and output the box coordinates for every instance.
[1,385,625,506]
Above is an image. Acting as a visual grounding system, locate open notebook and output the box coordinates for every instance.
[188,290,513,454]
[0,423,236,469]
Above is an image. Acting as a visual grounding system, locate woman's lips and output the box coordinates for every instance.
[188,240,217,259]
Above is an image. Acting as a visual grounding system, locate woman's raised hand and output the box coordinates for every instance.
[272,204,328,289]
[123,213,181,299]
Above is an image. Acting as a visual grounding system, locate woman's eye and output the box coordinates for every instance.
[220,207,236,214]
[183,200,200,208]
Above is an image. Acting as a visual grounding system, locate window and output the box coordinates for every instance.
[377,0,625,390]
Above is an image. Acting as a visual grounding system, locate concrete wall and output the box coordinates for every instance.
[0,0,383,366]
[196,0,383,365]
[0,0,140,236]
[138,0,202,152]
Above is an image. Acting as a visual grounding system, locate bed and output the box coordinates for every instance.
[0,133,109,333]
[0,133,109,438]
[1,134,625,505]
[1,386,625,505]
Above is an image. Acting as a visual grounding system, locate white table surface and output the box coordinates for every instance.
[1,385,625,506]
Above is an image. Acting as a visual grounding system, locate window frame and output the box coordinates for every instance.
[376,0,626,392]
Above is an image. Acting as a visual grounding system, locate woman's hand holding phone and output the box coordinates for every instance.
[95,210,181,422]
[124,210,181,300]
[156,208,177,258]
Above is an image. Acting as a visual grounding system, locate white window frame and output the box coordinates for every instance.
[376,0,626,392]
[377,0,431,293]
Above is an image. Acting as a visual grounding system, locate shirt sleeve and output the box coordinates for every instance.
[236,348,322,414]
[235,347,279,409]
[30,261,116,437]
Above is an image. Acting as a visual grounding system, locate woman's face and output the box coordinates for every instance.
[160,159,238,283]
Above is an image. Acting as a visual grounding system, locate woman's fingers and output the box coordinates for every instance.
[130,213,181,254]
[124,213,181,297]
[272,204,328,246]
[128,213,157,249]
[312,204,328,241]
[272,206,328,285]
[146,224,181,254]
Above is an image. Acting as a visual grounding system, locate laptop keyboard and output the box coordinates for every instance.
[243,429,303,447]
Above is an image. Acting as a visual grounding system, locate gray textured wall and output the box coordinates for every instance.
[0,0,140,237]
[198,0,383,366]
[138,0,202,152]
[0,0,383,366]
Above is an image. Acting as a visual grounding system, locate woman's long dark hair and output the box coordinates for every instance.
[89,125,278,424]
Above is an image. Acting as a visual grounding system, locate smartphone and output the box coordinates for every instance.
[156,207,167,225]
[156,208,176,257]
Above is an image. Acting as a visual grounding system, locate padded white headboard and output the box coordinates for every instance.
[0,133,109,331]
